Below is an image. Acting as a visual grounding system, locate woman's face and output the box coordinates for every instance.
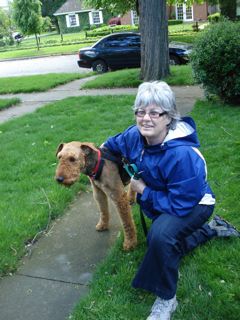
[135,105,171,145]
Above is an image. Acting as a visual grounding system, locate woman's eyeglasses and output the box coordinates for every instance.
[135,110,167,119]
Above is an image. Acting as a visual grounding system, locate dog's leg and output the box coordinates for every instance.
[91,181,110,231]
[108,190,137,251]
[127,184,136,205]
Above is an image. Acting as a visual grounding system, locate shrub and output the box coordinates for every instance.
[207,12,221,23]
[86,24,138,38]
[45,39,58,44]
[0,40,6,47]
[168,19,183,25]
[41,16,52,32]
[191,20,240,104]
[82,24,90,31]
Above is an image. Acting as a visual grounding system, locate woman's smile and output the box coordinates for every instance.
[136,105,171,145]
[141,123,154,129]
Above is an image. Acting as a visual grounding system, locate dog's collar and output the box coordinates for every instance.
[89,149,104,180]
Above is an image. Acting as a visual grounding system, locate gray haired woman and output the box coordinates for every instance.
[104,81,239,320]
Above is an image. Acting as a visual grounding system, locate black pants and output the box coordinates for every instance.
[132,204,216,299]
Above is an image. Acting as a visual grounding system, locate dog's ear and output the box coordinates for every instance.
[80,142,98,156]
[56,143,65,156]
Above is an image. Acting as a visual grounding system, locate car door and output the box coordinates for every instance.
[123,35,141,67]
[100,34,141,69]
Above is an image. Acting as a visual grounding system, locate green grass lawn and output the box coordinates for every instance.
[19,31,88,47]
[0,73,92,94]
[0,98,21,110]
[0,92,239,319]
[0,42,95,60]
[0,66,193,96]
[82,65,195,89]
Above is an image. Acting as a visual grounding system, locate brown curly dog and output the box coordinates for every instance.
[55,141,137,251]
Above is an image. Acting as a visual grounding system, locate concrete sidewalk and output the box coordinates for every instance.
[0,76,203,124]
[0,193,121,320]
[0,78,204,320]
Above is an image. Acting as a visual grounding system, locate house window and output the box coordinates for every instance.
[237,0,240,16]
[89,10,103,25]
[66,13,79,27]
[185,6,193,20]
[131,10,139,25]
[176,4,193,21]
[176,4,184,20]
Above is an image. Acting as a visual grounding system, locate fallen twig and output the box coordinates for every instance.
[25,188,52,257]
[220,126,232,136]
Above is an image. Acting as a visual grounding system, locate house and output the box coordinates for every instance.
[122,4,219,24]
[54,0,239,34]
[170,3,219,21]
[124,2,240,23]
[53,0,112,33]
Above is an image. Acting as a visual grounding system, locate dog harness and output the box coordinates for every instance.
[88,147,136,183]
[88,147,124,180]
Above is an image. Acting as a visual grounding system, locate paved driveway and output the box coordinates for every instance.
[0,55,90,78]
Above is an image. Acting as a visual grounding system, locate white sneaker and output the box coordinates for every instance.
[147,295,178,320]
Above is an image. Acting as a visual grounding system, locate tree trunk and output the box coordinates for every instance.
[139,0,170,81]
[219,0,237,20]
[35,33,40,50]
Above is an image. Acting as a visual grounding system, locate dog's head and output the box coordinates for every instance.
[55,141,98,186]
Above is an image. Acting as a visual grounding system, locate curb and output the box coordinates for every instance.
[0,52,78,63]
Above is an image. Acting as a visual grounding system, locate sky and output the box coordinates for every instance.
[0,0,12,8]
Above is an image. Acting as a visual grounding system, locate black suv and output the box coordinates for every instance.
[77,32,192,73]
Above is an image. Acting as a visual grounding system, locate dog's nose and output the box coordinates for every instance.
[56,176,64,183]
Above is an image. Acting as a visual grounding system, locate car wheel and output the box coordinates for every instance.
[169,55,180,65]
[92,60,108,73]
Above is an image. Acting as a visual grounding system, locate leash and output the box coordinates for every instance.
[139,207,148,237]
[122,157,148,237]
[122,157,140,180]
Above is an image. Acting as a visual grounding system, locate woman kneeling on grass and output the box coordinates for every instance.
[103,81,239,320]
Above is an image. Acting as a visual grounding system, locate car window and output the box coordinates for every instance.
[126,36,141,47]
[102,35,140,48]
[104,39,123,47]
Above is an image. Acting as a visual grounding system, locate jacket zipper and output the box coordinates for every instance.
[140,149,144,162]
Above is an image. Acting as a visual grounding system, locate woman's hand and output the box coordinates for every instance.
[130,177,146,195]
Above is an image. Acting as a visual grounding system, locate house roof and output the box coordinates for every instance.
[54,0,91,16]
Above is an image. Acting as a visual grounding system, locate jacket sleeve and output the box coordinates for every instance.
[139,149,208,217]
[103,125,137,157]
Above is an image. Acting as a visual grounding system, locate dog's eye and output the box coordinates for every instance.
[69,157,76,162]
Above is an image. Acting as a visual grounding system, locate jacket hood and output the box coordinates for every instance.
[104,116,214,218]
[143,116,200,152]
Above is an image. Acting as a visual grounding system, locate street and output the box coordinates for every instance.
[0,54,90,77]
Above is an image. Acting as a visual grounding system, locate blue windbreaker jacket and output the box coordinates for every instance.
[104,117,215,219]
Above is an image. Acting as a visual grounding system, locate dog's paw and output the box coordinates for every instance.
[123,238,137,251]
[96,222,109,231]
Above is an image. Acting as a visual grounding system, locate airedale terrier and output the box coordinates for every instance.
[55,141,137,251]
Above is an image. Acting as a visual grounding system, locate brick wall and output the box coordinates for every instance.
[193,3,208,21]
[120,12,132,25]
[119,3,209,26]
